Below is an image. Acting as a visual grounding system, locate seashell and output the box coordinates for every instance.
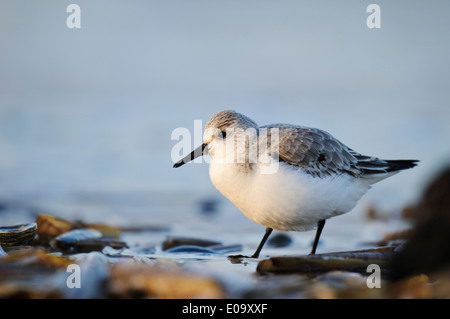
[51,229,127,254]
[54,229,102,243]
[162,236,221,251]
[0,223,37,247]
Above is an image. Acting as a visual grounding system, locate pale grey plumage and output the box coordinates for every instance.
[262,123,417,179]
[205,109,258,133]
[262,124,360,178]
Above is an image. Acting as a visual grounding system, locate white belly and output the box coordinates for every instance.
[209,162,371,231]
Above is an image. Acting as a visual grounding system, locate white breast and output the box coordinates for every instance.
[209,161,371,231]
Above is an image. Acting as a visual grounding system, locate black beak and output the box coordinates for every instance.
[173,143,207,168]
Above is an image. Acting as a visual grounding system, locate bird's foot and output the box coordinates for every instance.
[227,254,253,263]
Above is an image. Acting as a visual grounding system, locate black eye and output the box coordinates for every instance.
[220,131,227,138]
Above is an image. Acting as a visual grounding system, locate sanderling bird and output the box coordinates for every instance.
[173,110,418,258]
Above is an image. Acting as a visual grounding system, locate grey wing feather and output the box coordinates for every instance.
[261,124,361,178]
[261,124,418,178]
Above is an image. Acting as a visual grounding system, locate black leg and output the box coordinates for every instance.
[251,227,273,258]
[310,219,325,255]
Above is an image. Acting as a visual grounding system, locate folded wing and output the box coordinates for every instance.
[261,124,418,179]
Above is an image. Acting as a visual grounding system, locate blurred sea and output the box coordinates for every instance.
[1,1,449,255]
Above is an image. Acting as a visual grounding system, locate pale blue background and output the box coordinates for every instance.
[1,1,449,220]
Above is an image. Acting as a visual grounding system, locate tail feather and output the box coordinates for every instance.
[358,159,418,185]
[384,160,419,172]
[357,157,419,175]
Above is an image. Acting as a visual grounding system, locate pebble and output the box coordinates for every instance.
[267,233,292,248]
